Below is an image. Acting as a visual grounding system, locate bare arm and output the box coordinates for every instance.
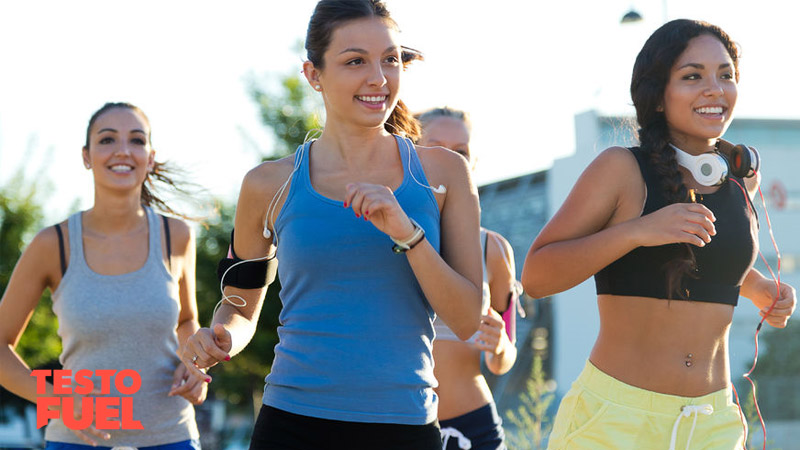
[0,228,60,403]
[167,220,207,404]
[181,158,291,378]
[740,268,796,328]
[173,220,200,348]
[481,231,517,375]
[738,171,795,328]
[409,148,483,339]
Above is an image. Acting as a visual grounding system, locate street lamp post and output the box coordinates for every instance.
[620,0,668,24]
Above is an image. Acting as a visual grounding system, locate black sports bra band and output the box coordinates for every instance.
[162,215,171,270]
[54,224,66,276]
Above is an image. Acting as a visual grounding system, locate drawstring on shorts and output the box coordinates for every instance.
[440,426,472,449]
[668,404,714,450]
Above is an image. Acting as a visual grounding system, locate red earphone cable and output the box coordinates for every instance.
[729,178,782,450]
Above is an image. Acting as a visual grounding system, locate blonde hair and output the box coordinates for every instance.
[415,106,472,136]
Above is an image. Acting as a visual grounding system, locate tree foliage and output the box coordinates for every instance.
[250,73,323,160]
[504,356,555,450]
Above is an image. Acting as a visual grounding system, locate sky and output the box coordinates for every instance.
[1,0,798,221]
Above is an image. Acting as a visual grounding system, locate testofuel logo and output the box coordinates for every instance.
[31,369,144,430]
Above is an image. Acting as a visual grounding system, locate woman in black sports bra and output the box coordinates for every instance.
[521,20,796,449]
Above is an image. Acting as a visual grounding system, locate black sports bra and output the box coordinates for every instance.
[594,147,759,305]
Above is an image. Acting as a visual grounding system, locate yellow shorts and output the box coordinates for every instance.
[547,361,745,450]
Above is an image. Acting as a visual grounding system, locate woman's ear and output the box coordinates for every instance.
[303,61,322,92]
[147,149,156,173]
[82,147,91,169]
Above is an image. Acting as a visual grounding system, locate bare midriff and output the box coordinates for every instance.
[433,339,494,420]
[591,294,734,397]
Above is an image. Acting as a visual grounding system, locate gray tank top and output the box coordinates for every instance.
[46,207,198,447]
[432,228,491,343]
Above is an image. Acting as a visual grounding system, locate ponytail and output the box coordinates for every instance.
[385,99,421,140]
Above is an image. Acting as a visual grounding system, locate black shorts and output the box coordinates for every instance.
[249,405,442,450]
[439,402,506,450]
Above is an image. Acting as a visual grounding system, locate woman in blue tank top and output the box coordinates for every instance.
[0,103,204,449]
[521,20,796,449]
[181,1,484,449]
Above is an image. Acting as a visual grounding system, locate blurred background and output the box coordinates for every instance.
[1,1,797,448]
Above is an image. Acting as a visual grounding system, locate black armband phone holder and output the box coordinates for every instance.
[217,229,278,289]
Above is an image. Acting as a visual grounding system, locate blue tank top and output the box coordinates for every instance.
[265,135,441,425]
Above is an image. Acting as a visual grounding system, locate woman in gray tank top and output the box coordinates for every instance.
[0,103,204,449]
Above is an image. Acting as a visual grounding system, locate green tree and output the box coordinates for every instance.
[193,70,321,414]
[250,72,323,160]
[504,356,556,450]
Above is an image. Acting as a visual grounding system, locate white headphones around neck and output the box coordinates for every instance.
[671,140,760,186]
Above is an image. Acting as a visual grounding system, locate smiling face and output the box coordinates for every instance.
[305,17,402,130]
[83,107,155,194]
[663,34,738,152]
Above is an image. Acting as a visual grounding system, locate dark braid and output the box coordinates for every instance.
[639,118,696,298]
[630,19,740,298]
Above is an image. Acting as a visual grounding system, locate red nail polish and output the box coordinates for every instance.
[364,215,368,221]
[205,378,212,383]
[224,355,231,361]
[343,202,348,208]
[355,213,360,218]
[365,210,369,215]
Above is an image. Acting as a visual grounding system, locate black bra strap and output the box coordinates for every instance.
[162,215,172,270]
[54,224,66,276]
[483,231,489,265]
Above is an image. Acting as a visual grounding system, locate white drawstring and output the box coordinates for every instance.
[440,426,472,449]
[668,404,714,450]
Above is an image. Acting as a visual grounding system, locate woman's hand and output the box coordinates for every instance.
[635,203,717,248]
[753,281,797,328]
[180,324,232,381]
[474,308,508,356]
[344,182,415,241]
[477,308,517,375]
[168,363,208,405]
[53,390,111,446]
